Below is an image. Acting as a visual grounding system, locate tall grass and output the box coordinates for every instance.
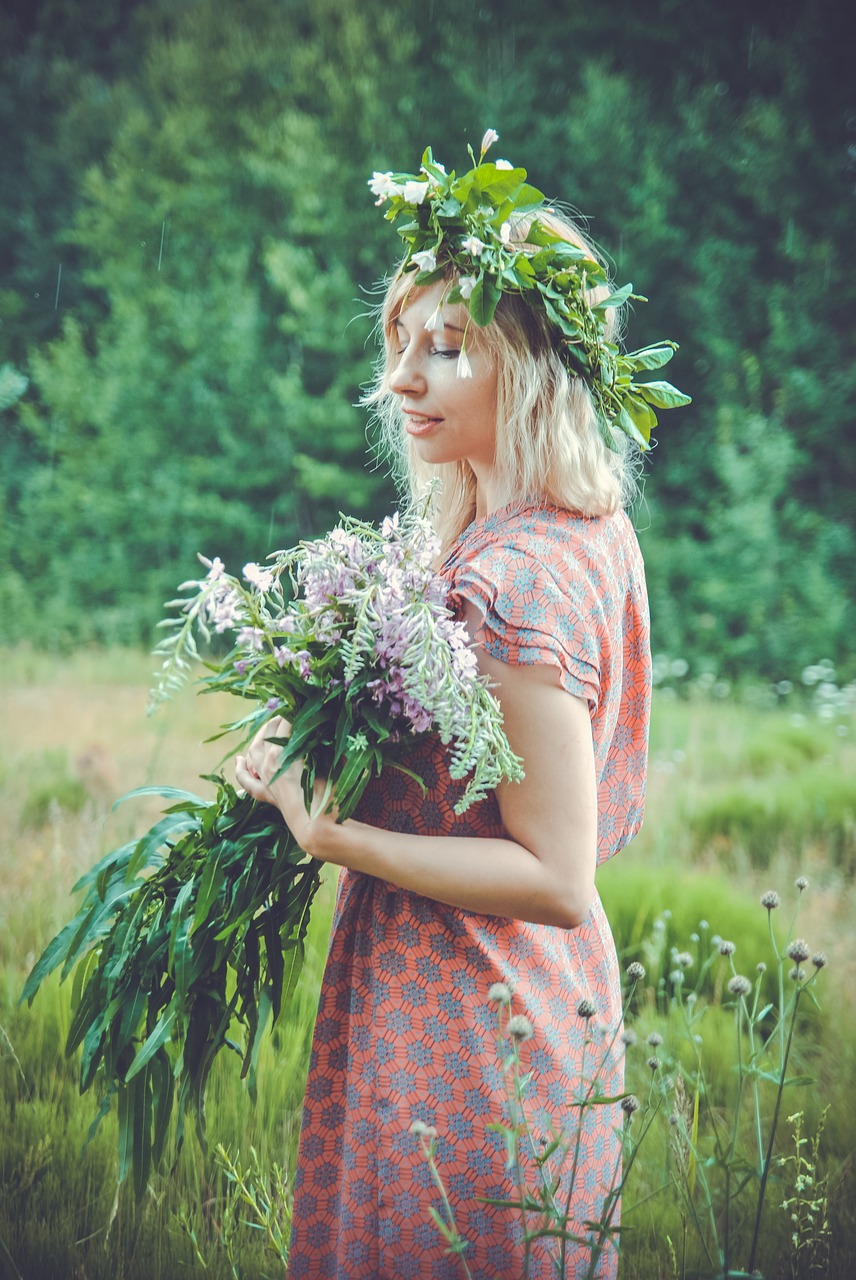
[1,648,854,1277]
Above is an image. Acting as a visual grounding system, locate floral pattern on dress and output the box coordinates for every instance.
[287,505,651,1279]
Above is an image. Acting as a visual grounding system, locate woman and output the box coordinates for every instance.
[237,134,681,1279]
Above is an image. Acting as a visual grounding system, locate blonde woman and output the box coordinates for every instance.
[238,133,687,1278]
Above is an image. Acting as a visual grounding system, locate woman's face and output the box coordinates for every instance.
[387,281,498,476]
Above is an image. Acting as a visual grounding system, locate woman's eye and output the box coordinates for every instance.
[433,347,460,359]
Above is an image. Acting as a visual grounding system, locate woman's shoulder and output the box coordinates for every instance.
[449,503,641,580]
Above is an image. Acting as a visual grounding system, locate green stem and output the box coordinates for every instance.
[747,979,765,1173]
[424,1142,475,1280]
[747,987,802,1274]
[558,1036,590,1276]
[767,911,785,1061]
[723,992,747,1274]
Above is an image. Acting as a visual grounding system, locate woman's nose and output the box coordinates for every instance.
[388,347,424,396]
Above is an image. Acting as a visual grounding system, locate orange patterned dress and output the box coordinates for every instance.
[287,504,651,1279]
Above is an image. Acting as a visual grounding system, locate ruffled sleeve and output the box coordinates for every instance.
[450,539,601,709]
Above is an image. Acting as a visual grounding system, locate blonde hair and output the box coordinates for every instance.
[368,208,640,549]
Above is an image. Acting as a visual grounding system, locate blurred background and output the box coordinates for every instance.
[1,0,854,684]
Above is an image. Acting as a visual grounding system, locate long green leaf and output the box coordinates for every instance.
[20,911,90,1002]
[126,812,201,881]
[634,379,693,409]
[132,1065,153,1199]
[114,785,208,808]
[125,1009,177,1082]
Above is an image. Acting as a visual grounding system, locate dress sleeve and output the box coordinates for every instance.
[451,541,600,708]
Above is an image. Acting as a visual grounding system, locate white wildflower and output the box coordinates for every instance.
[368,171,405,203]
[480,128,499,154]
[457,275,477,299]
[456,349,473,379]
[423,305,445,331]
[461,235,486,258]
[199,554,225,580]
[242,562,274,592]
[403,179,430,204]
[495,159,513,170]
[237,626,265,652]
[411,248,437,273]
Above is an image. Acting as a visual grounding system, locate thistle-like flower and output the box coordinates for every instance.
[647,1031,663,1048]
[787,939,811,964]
[621,1028,638,1046]
[577,998,597,1020]
[410,1120,438,1139]
[488,982,511,1005]
[760,890,780,910]
[648,1056,661,1072]
[812,952,828,969]
[507,1014,534,1043]
[719,940,736,956]
[795,875,809,892]
[626,961,646,982]
[727,975,752,998]
[621,1095,640,1117]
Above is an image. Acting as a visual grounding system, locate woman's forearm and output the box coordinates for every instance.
[313,816,594,929]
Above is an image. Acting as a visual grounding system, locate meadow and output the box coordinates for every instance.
[1,648,854,1279]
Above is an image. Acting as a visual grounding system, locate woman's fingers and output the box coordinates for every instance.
[235,754,268,801]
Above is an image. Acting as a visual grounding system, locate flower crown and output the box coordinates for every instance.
[369,129,691,450]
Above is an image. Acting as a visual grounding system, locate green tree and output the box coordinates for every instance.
[4,0,420,643]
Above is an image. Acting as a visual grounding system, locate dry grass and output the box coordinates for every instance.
[1,646,854,1277]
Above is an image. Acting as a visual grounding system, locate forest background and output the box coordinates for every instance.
[1,0,854,684]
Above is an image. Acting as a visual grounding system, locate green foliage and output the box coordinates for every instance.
[21,781,320,1196]
[376,141,689,446]
[685,767,856,871]
[0,0,853,674]
[3,671,854,1276]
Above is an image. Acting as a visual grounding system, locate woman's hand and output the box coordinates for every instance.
[235,716,339,859]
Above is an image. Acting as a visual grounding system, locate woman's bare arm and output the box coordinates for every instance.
[237,605,597,928]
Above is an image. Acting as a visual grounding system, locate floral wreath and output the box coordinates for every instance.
[369,129,691,450]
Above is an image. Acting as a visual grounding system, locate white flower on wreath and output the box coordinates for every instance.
[403,179,430,204]
[457,349,473,379]
[461,235,485,258]
[368,171,405,204]
[411,248,437,273]
[457,276,477,300]
[500,221,512,245]
[423,304,445,331]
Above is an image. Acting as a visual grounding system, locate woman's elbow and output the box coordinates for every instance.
[552,880,595,930]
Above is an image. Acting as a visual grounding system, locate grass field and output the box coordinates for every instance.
[1,648,854,1279]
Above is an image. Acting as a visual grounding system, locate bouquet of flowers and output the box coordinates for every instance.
[21,506,523,1195]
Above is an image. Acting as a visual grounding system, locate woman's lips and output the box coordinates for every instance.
[404,413,442,436]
